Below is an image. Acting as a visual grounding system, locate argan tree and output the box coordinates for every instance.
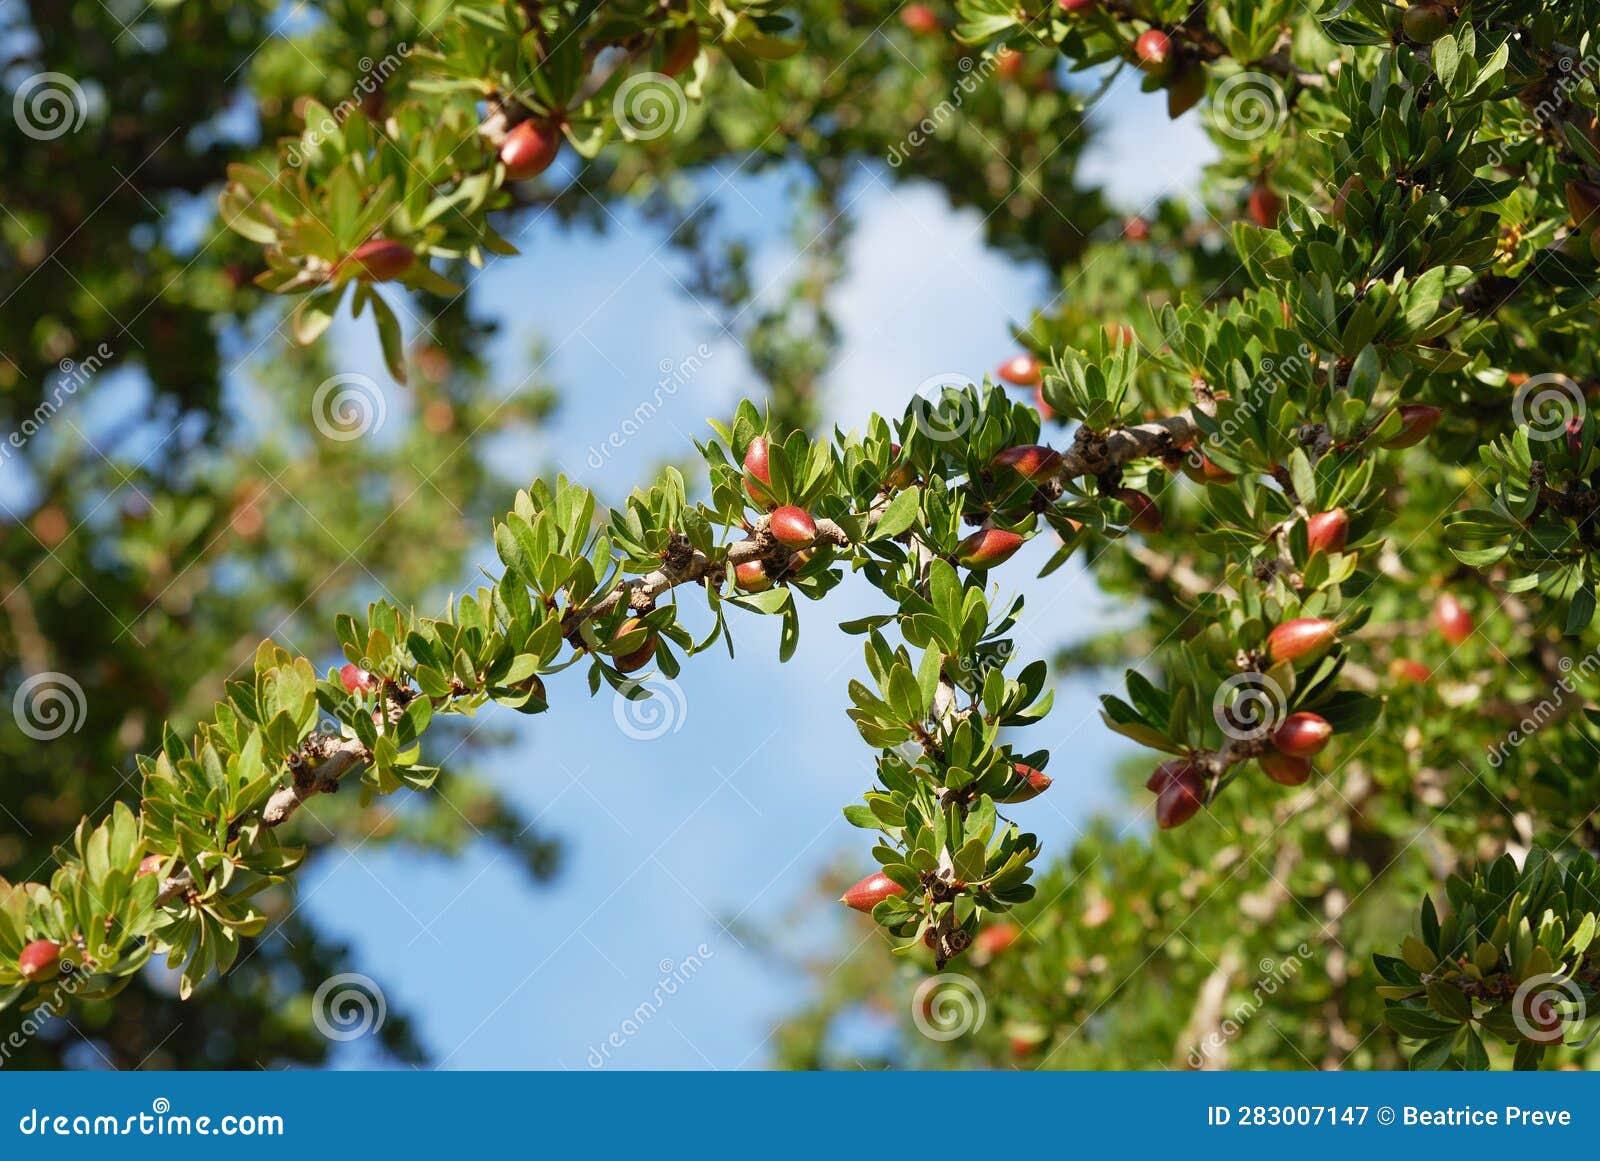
[6,0,1600,1071]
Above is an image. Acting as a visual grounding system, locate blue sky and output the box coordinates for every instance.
[283,75,1216,1070]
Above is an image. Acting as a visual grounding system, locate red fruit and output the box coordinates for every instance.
[1433,593,1474,645]
[993,444,1063,482]
[500,119,562,181]
[1106,323,1136,346]
[1155,764,1205,829]
[1272,712,1332,759]
[733,559,772,593]
[975,922,1020,958]
[1124,216,1151,241]
[955,527,1025,568]
[996,354,1042,387]
[137,854,166,878]
[770,505,817,549]
[1058,0,1096,10]
[661,24,700,77]
[339,663,377,694]
[1112,488,1162,533]
[1145,757,1195,792]
[1004,763,1053,802]
[345,239,414,282]
[743,436,775,504]
[1033,384,1057,422]
[18,939,61,981]
[612,617,657,673]
[1380,404,1443,449]
[1388,658,1431,684]
[841,871,906,913]
[1260,751,1311,786]
[1566,180,1600,229]
[1305,508,1349,555]
[1134,29,1173,74]
[1266,617,1338,663]
[1247,183,1284,228]
[995,48,1024,81]
[900,4,940,35]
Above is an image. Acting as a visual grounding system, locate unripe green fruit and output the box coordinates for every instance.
[1305,508,1349,555]
[612,617,657,673]
[1272,712,1332,759]
[346,239,414,282]
[1267,617,1338,663]
[992,444,1063,482]
[1003,763,1052,802]
[1433,592,1473,645]
[1112,487,1162,533]
[955,527,1025,569]
[770,505,817,549]
[1380,404,1443,449]
[1401,2,1451,44]
[1260,751,1311,786]
[500,119,562,181]
[18,939,61,981]
[733,559,772,592]
[996,354,1041,387]
[841,871,905,912]
[1134,29,1173,75]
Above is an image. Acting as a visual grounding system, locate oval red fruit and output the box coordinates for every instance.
[500,119,562,181]
[1433,593,1473,645]
[1247,183,1284,228]
[661,25,700,77]
[770,505,817,549]
[612,617,657,673]
[993,444,1063,482]
[346,239,414,282]
[18,939,61,981]
[841,871,905,913]
[974,922,1020,958]
[733,560,772,593]
[1380,404,1443,449]
[1388,658,1431,684]
[1113,488,1162,533]
[996,354,1042,387]
[955,527,1024,568]
[743,436,775,504]
[1272,712,1332,759]
[137,854,166,878]
[1306,508,1349,555]
[1033,384,1057,422]
[1260,751,1311,786]
[1135,29,1173,73]
[1155,766,1205,829]
[1266,617,1338,663]
[1058,0,1096,10]
[900,4,940,34]
[339,663,377,694]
